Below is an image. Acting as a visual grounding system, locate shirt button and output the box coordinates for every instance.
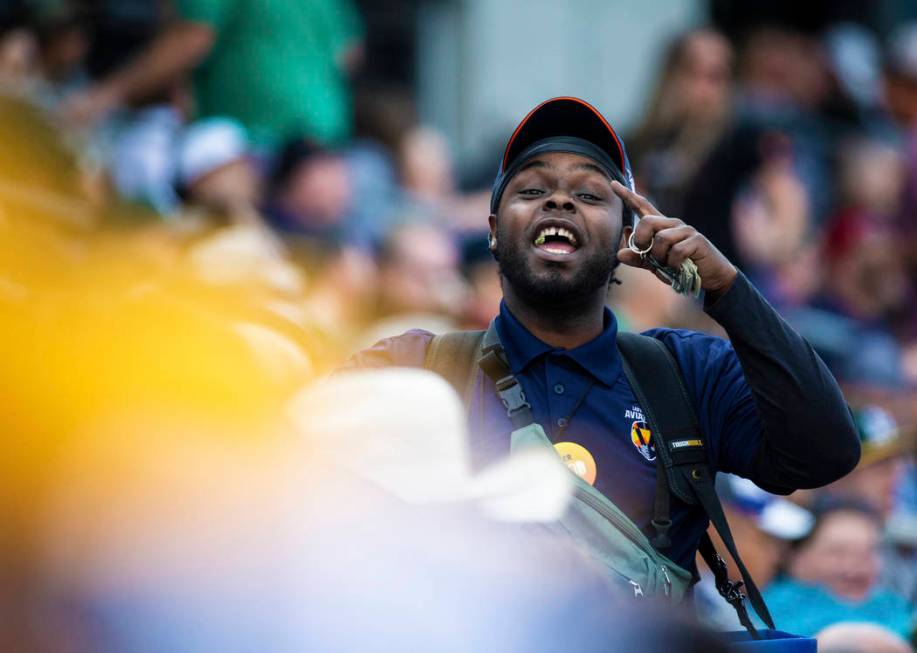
[553,383,565,395]
[557,417,568,428]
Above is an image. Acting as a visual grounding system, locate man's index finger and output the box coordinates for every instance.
[611,180,658,218]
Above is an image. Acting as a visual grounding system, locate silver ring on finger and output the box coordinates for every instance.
[628,231,654,257]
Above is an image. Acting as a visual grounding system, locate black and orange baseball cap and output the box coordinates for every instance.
[490,97,636,221]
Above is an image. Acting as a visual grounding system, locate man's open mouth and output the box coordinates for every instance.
[533,226,579,255]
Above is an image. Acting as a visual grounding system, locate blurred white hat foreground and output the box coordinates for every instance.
[288,368,573,522]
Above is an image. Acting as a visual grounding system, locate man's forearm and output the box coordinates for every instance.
[705,272,860,491]
[101,20,215,106]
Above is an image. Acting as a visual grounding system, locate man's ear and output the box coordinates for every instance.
[488,214,499,260]
[619,225,633,251]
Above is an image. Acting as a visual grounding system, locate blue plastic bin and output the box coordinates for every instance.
[723,629,817,651]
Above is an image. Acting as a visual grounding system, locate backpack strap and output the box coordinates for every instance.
[617,332,775,634]
[478,320,535,429]
[423,329,485,408]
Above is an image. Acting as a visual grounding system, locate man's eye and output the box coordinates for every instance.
[520,188,544,196]
[579,193,603,202]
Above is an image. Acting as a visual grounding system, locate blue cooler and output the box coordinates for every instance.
[724,629,817,651]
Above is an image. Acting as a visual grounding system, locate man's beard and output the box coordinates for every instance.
[494,224,621,305]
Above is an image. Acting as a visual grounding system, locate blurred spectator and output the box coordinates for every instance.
[823,406,912,518]
[725,133,818,311]
[820,405,916,608]
[764,499,914,639]
[883,24,917,380]
[31,0,88,100]
[64,0,364,151]
[43,1,189,214]
[818,145,909,328]
[630,29,733,216]
[358,222,468,344]
[796,203,911,387]
[104,104,184,213]
[177,116,261,218]
[400,125,455,202]
[265,138,357,246]
[824,23,885,112]
[175,117,305,297]
[683,27,833,279]
[0,2,35,89]
[816,622,913,653]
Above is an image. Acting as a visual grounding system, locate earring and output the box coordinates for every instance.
[488,234,497,250]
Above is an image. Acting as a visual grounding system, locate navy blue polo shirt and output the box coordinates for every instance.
[461,301,764,572]
[347,272,859,574]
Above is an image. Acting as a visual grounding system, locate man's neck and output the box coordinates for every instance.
[502,285,607,350]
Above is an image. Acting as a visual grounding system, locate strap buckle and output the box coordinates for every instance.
[495,374,532,418]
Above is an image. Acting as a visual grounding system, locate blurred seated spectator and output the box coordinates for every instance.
[265,139,354,243]
[177,117,262,219]
[395,124,490,229]
[785,140,911,386]
[785,308,905,388]
[764,499,914,639]
[0,2,36,90]
[816,622,912,653]
[820,153,909,326]
[824,406,912,518]
[172,117,306,297]
[683,27,833,275]
[728,135,816,309]
[819,405,917,611]
[885,22,917,175]
[104,104,184,213]
[63,0,364,151]
[30,0,88,103]
[836,137,905,221]
[357,222,468,345]
[400,126,455,203]
[46,0,190,215]
[630,28,733,216]
[883,26,917,379]
[807,207,910,385]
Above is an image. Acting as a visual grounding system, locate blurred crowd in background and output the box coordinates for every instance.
[0,0,915,651]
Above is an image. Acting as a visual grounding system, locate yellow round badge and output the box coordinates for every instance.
[553,441,597,486]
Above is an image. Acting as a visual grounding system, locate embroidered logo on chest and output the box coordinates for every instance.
[625,405,656,462]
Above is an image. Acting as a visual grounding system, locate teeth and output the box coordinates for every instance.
[558,228,576,244]
[533,226,577,247]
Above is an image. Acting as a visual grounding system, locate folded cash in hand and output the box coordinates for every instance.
[628,232,702,298]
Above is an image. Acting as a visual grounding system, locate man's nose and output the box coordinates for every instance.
[543,191,575,212]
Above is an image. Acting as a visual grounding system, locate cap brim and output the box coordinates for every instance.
[501,97,628,177]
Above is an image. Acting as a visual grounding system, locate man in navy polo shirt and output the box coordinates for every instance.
[347,97,860,575]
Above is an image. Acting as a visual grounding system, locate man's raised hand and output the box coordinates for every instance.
[611,181,737,299]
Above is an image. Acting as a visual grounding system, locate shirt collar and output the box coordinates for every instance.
[494,300,622,387]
